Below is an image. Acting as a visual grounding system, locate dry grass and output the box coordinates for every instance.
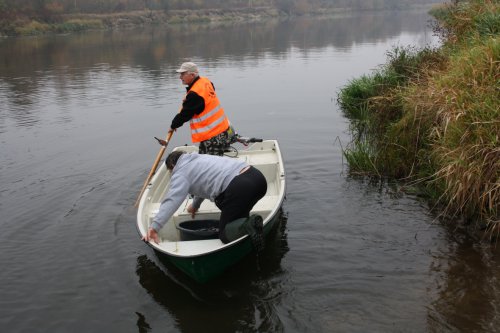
[428,37,499,229]
[338,0,499,231]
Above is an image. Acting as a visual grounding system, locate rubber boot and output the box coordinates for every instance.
[244,214,264,252]
[222,215,264,252]
[222,217,247,242]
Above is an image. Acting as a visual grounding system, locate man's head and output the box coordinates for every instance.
[165,151,185,171]
[176,62,199,85]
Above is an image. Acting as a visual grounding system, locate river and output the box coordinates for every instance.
[1,8,500,333]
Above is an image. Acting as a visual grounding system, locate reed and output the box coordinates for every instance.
[338,46,444,176]
[338,0,499,232]
[343,137,380,177]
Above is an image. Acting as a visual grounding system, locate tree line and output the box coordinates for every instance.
[0,0,440,21]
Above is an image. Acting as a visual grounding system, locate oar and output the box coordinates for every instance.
[134,130,174,208]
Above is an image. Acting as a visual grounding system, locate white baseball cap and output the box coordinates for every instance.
[175,62,199,73]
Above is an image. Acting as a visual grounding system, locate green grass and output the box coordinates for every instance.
[11,18,103,35]
[343,139,380,177]
[55,19,104,32]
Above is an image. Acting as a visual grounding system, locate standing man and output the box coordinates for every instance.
[168,62,233,155]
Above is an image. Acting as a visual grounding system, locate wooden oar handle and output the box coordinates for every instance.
[134,130,174,208]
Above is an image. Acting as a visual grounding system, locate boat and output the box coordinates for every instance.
[136,139,286,283]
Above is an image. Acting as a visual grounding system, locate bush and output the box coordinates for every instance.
[15,20,51,35]
[54,19,104,32]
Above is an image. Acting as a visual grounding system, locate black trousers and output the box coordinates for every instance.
[214,166,267,242]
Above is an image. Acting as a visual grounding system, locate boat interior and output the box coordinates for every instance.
[138,141,284,255]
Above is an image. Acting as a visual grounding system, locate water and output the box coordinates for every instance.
[2,9,500,332]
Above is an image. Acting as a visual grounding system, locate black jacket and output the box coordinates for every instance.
[170,76,216,129]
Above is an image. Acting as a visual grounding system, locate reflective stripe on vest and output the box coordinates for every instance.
[188,77,229,143]
[191,104,222,125]
[191,109,226,134]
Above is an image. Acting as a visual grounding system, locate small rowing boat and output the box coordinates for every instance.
[136,140,286,283]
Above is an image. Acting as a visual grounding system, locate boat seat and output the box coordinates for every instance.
[176,195,279,217]
[150,195,279,218]
[157,238,228,256]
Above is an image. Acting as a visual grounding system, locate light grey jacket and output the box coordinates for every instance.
[151,153,247,231]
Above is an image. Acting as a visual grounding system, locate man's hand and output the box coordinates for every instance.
[142,228,160,244]
[154,129,175,146]
[187,204,198,219]
[154,137,167,146]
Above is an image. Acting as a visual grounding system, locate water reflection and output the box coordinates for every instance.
[428,227,500,332]
[135,210,289,332]
[135,311,152,333]
[0,10,435,130]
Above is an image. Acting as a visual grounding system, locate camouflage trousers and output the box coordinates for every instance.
[198,128,232,156]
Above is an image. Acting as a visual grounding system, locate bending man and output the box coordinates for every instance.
[142,151,267,249]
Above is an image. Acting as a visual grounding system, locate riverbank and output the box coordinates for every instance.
[0,5,437,37]
[0,6,307,37]
[64,7,282,27]
[337,0,499,238]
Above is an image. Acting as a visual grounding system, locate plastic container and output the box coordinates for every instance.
[176,220,219,241]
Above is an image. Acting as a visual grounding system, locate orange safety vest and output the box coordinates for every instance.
[188,77,230,143]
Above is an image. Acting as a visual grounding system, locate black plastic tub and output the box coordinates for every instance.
[176,220,219,241]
